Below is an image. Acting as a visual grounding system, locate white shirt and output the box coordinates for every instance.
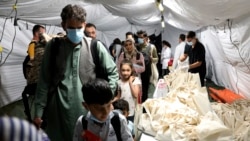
[73,111,133,141]
[172,42,189,69]
[118,77,141,116]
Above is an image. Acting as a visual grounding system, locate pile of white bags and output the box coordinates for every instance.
[137,71,232,141]
[211,100,250,141]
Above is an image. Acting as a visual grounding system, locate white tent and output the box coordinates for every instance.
[0,0,250,107]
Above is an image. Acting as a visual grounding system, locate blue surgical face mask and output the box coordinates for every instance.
[90,115,106,123]
[66,28,84,44]
[137,38,144,44]
[187,41,193,46]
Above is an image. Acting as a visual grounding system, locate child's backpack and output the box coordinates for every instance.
[81,112,122,141]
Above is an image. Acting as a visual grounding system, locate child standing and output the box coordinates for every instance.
[113,99,135,138]
[73,79,133,141]
[113,59,142,122]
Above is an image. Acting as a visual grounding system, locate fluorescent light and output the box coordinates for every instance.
[155,0,164,11]
[161,15,165,28]
[158,3,164,11]
[0,44,2,53]
[161,20,165,28]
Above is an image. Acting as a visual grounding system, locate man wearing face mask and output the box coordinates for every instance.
[136,30,159,102]
[33,4,118,141]
[179,31,206,86]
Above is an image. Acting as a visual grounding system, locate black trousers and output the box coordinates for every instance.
[161,68,170,78]
[199,71,206,87]
[141,71,151,103]
[22,83,37,122]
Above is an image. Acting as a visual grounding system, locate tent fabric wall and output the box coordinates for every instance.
[200,16,250,98]
[0,19,63,107]
[0,0,250,106]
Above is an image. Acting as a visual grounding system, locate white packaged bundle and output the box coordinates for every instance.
[137,71,232,141]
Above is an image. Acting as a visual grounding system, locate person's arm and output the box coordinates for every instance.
[180,54,188,62]
[28,42,36,60]
[167,48,171,59]
[172,46,179,69]
[179,44,189,62]
[117,52,124,71]
[134,53,145,74]
[161,50,164,62]
[33,41,52,128]
[97,41,119,94]
[189,61,202,69]
[116,52,124,76]
[151,45,158,63]
[112,46,116,57]
[129,76,140,98]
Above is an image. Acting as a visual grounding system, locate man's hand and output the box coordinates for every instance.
[150,56,153,62]
[135,61,143,66]
[177,60,181,65]
[180,65,189,72]
[177,60,185,67]
[33,117,43,129]
[129,76,135,83]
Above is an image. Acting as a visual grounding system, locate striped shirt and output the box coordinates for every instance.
[0,116,50,141]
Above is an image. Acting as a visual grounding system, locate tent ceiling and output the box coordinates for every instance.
[1,0,250,30]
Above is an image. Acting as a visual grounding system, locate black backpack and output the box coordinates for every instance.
[81,112,122,141]
[90,39,111,81]
[138,44,152,76]
[22,55,30,79]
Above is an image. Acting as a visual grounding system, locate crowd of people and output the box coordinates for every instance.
[0,4,207,141]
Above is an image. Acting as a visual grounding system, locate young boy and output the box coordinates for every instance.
[113,99,135,138]
[73,79,133,141]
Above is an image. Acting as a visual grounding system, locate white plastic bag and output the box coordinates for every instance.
[153,79,169,98]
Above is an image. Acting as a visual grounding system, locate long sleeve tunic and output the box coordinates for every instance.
[34,38,118,141]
